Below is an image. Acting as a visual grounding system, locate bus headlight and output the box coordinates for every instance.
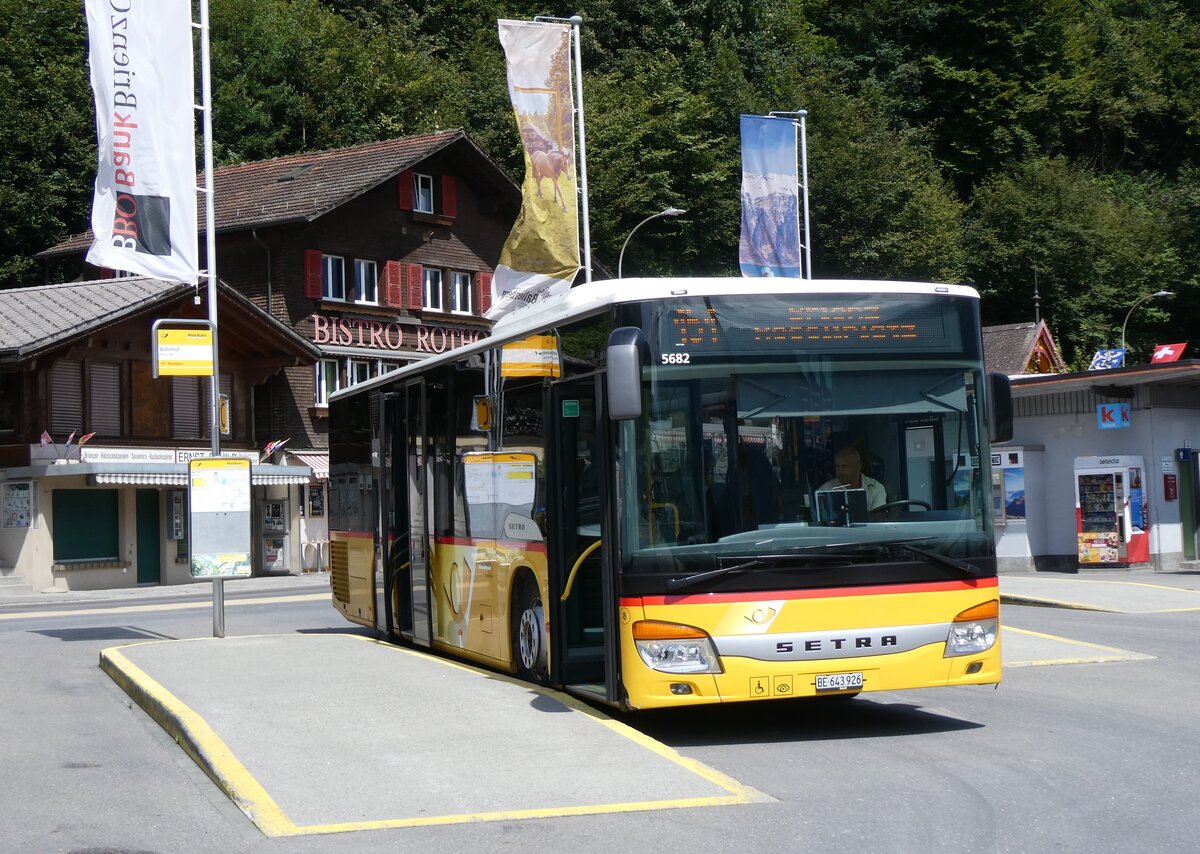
[632,620,723,674]
[945,600,999,657]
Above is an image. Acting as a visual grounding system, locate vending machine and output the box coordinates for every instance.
[1073,455,1148,566]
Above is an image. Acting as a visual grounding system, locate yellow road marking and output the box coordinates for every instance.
[0,592,329,621]
[102,634,770,837]
[1002,626,1155,667]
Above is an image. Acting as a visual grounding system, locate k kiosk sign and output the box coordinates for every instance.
[1097,403,1131,430]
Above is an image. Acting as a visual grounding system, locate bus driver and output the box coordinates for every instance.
[818,444,887,511]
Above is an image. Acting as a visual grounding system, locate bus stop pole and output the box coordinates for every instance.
[198,0,225,638]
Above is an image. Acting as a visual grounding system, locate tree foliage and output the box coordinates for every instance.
[3,0,1200,362]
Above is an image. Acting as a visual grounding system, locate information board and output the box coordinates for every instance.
[188,457,252,578]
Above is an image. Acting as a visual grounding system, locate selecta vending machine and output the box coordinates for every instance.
[1073,456,1149,566]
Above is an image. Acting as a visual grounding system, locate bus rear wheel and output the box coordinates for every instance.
[512,576,548,685]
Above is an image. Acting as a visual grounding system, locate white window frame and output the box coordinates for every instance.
[348,359,373,387]
[353,259,378,304]
[450,271,473,315]
[315,359,341,407]
[322,254,346,301]
[413,172,434,213]
[423,268,443,311]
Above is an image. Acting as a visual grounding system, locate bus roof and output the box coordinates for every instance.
[329,277,980,402]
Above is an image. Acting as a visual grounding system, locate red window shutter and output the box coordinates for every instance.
[405,263,424,310]
[98,267,115,280]
[477,271,493,316]
[304,249,323,299]
[397,170,414,211]
[384,261,403,307]
[441,175,457,217]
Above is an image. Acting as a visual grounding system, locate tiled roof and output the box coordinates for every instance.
[0,276,319,364]
[983,320,1065,376]
[41,129,507,257]
[0,278,187,359]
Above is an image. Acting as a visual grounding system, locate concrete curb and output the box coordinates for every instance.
[1000,593,1120,613]
[99,643,296,837]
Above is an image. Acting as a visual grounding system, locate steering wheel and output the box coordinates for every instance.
[871,499,932,513]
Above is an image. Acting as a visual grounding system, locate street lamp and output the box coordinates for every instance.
[617,206,686,279]
[1120,290,1174,354]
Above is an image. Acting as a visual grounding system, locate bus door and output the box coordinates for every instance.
[548,375,618,702]
[381,388,412,639]
[406,379,433,646]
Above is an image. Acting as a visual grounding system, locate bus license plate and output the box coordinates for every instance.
[815,672,863,692]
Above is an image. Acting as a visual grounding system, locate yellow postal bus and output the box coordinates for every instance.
[329,278,1011,710]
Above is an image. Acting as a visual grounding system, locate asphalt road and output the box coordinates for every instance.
[1,579,1196,854]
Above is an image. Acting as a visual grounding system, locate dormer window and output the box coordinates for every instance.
[413,173,434,213]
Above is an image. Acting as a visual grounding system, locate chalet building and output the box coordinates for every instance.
[34,129,520,581]
[982,320,1066,376]
[0,278,319,593]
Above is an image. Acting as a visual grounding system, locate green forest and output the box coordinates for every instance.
[3,0,1198,367]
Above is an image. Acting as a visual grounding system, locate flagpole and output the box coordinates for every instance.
[798,109,812,280]
[197,0,225,637]
[769,109,813,279]
[570,15,592,283]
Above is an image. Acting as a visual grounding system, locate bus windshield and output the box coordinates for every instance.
[613,293,995,591]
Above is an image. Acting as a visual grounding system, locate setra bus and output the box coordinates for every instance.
[328,277,1012,710]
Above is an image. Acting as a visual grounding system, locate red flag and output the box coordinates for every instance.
[1152,342,1187,363]
[39,431,52,446]
[78,432,96,446]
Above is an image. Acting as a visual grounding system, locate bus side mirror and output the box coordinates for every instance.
[607,326,645,421]
[988,372,1013,444]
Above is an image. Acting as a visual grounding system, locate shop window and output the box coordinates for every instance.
[53,489,119,561]
[315,359,341,406]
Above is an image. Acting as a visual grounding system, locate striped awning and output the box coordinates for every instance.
[287,452,329,482]
[86,465,312,486]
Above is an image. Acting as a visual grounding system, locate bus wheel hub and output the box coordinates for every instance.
[518,601,546,672]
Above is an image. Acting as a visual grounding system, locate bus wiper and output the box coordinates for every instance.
[666,553,854,592]
[890,542,987,577]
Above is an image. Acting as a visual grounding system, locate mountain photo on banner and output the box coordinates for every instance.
[488,20,580,321]
[739,115,800,278]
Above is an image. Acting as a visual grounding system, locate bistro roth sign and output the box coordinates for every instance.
[310,314,484,354]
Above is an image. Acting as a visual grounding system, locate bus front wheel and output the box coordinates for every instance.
[512,575,548,685]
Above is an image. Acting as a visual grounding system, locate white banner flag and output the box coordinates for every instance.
[84,0,198,284]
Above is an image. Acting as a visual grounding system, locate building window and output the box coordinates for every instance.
[413,173,434,213]
[315,359,341,406]
[53,489,119,562]
[50,360,83,435]
[348,359,372,386]
[450,272,473,315]
[323,254,346,301]
[423,268,444,311]
[89,362,122,436]
[353,259,378,304]
[0,374,17,432]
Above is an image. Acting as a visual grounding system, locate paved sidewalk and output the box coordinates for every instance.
[0,571,332,607]
[101,634,769,838]
[1000,569,1200,613]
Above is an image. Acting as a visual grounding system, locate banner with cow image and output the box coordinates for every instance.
[84,0,198,284]
[489,20,580,320]
[739,114,801,278]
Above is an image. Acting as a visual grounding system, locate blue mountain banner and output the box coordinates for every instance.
[739,115,801,278]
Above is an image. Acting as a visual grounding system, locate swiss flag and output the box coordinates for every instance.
[1152,342,1187,363]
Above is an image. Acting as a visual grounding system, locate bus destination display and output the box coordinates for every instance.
[664,299,955,355]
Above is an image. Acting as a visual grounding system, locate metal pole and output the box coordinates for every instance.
[199,0,225,637]
[798,110,812,280]
[1121,290,1174,353]
[569,15,592,283]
